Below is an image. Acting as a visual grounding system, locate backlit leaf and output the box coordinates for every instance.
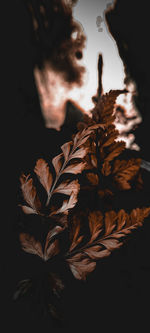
[101,161,111,176]
[105,141,125,162]
[86,173,99,185]
[104,211,117,236]
[53,179,80,196]
[44,239,59,261]
[20,205,37,215]
[88,211,103,242]
[68,257,96,280]
[19,233,43,259]
[52,153,63,176]
[61,141,72,162]
[62,162,86,175]
[69,215,83,251]
[34,159,53,194]
[20,174,41,213]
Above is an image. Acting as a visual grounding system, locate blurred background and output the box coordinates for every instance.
[2,0,150,330]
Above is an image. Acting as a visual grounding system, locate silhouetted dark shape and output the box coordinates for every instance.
[23,0,86,85]
[92,53,103,103]
[105,0,150,161]
[3,1,150,332]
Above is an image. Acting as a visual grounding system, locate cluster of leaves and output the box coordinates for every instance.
[16,90,150,319]
[66,207,150,280]
[77,90,142,194]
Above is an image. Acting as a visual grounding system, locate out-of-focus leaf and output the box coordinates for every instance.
[99,238,122,251]
[98,189,113,199]
[113,158,141,190]
[88,211,103,243]
[102,131,118,147]
[130,207,150,226]
[86,173,99,185]
[104,211,117,236]
[48,272,64,298]
[44,239,59,261]
[117,209,127,231]
[90,154,98,168]
[105,141,125,162]
[45,225,66,242]
[67,256,96,280]
[92,89,126,124]
[19,233,43,258]
[48,304,62,320]
[69,215,83,251]
[84,246,110,259]
[101,161,111,176]
[20,205,38,215]
[13,279,32,301]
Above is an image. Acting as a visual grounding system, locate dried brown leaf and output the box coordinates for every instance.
[105,141,125,162]
[20,205,38,215]
[45,225,66,245]
[44,239,59,261]
[34,159,53,194]
[61,141,72,162]
[99,238,122,251]
[113,158,141,190]
[88,211,103,242]
[20,174,41,213]
[70,147,88,160]
[68,257,96,280]
[73,124,104,149]
[90,154,98,168]
[92,89,126,124]
[52,154,63,176]
[86,173,99,185]
[84,245,110,259]
[136,172,143,190]
[102,131,118,147]
[19,233,43,258]
[104,211,117,236]
[130,207,150,226]
[117,209,127,231]
[69,215,83,251]
[101,161,111,176]
[66,206,150,281]
[53,179,80,196]
[62,162,86,175]
[50,190,79,216]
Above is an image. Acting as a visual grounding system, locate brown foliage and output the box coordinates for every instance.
[66,207,150,280]
[112,158,141,190]
[17,89,150,318]
[19,232,60,262]
[20,174,41,215]
[92,89,127,125]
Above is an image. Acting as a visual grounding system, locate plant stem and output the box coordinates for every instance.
[46,143,77,206]
[95,129,102,187]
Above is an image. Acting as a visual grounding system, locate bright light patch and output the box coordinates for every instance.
[68,0,142,150]
[69,0,125,111]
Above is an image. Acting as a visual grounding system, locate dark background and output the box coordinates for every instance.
[2,0,150,331]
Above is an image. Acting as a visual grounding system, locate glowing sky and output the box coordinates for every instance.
[69,0,125,111]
